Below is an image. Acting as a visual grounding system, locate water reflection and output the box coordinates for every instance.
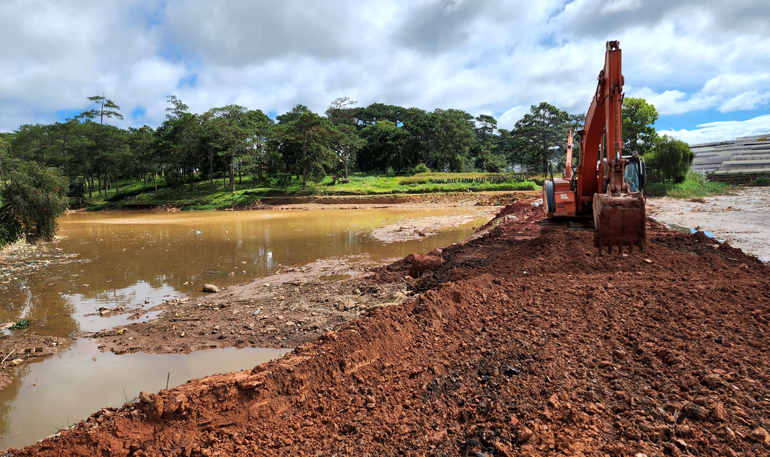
[2,208,486,336]
[0,339,287,449]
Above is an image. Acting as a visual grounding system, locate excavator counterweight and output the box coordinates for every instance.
[542,40,647,254]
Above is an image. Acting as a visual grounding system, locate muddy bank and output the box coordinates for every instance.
[252,190,536,210]
[13,200,770,456]
[88,255,411,355]
[648,186,770,262]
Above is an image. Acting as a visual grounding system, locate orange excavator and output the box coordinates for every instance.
[543,40,647,254]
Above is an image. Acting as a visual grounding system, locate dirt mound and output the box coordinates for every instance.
[12,203,770,456]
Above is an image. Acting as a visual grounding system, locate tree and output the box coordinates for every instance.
[276,106,337,190]
[360,120,409,173]
[622,97,659,156]
[206,105,254,192]
[332,124,365,178]
[128,126,158,189]
[325,97,358,125]
[471,114,501,172]
[430,109,475,170]
[165,95,189,120]
[647,135,695,183]
[509,103,577,173]
[0,162,69,247]
[243,109,275,182]
[0,135,10,185]
[83,95,124,125]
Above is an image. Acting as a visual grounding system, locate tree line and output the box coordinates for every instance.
[2,96,593,196]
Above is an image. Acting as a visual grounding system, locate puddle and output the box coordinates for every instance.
[0,339,288,449]
[319,274,352,281]
[666,223,719,240]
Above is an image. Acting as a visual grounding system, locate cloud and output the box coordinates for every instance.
[660,114,770,144]
[393,0,492,54]
[628,72,770,115]
[0,0,769,135]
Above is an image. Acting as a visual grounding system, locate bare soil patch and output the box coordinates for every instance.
[648,186,770,262]
[12,199,770,457]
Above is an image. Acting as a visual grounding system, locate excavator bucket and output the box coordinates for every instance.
[593,193,646,254]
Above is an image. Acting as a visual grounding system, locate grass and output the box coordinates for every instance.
[646,170,731,198]
[80,172,540,211]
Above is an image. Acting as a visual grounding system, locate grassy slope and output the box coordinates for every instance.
[84,173,540,210]
[646,170,731,198]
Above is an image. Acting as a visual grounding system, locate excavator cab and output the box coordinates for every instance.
[623,156,646,194]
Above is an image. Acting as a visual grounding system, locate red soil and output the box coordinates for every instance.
[12,201,770,457]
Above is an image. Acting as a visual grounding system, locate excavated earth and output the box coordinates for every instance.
[9,201,770,457]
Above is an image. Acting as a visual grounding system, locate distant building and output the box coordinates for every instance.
[691,134,770,175]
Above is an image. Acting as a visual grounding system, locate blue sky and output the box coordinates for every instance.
[1,0,769,144]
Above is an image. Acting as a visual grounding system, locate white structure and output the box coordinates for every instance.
[691,134,770,176]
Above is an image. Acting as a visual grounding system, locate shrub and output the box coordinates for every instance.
[750,176,770,186]
[0,163,69,247]
[412,164,430,175]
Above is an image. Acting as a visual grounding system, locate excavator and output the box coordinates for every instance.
[542,40,647,254]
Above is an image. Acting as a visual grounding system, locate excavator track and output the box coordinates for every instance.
[593,193,646,254]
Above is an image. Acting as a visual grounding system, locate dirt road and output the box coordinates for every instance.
[13,200,770,457]
[648,187,770,262]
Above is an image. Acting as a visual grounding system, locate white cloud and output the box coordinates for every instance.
[0,0,769,133]
[661,114,770,145]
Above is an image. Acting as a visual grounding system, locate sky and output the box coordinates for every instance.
[1,0,769,144]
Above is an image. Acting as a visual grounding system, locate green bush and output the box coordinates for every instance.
[750,176,770,186]
[1,163,69,247]
[412,164,430,175]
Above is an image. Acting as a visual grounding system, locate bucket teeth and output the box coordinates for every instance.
[593,193,646,255]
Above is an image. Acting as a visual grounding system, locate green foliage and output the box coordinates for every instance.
[508,102,583,173]
[9,319,31,330]
[647,136,695,183]
[622,98,659,156]
[449,154,465,172]
[0,162,69,247]
[749,176,770,186]
[412,163,430,174]
[646,169,728,198]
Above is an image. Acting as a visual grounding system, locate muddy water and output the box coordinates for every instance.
[0,208,487,448]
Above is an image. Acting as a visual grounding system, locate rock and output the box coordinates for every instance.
[749,427,770,447]
[0,323,14,330]
[9,359,23,366]
[701,373,722,389]
[517,426,535,444]
[547,393,560,408]
[138,391,153,404]
[406,253,442,278]
[739,263,748,270]
[504,366,520,376]
[714,335,723,344]
[202,284,219,293]
[710,402,726,422]
[612,349,627,360]
[683,402,708,420]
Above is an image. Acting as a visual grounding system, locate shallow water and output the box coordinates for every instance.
[0,207,487,448]
[0,339,287,449]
